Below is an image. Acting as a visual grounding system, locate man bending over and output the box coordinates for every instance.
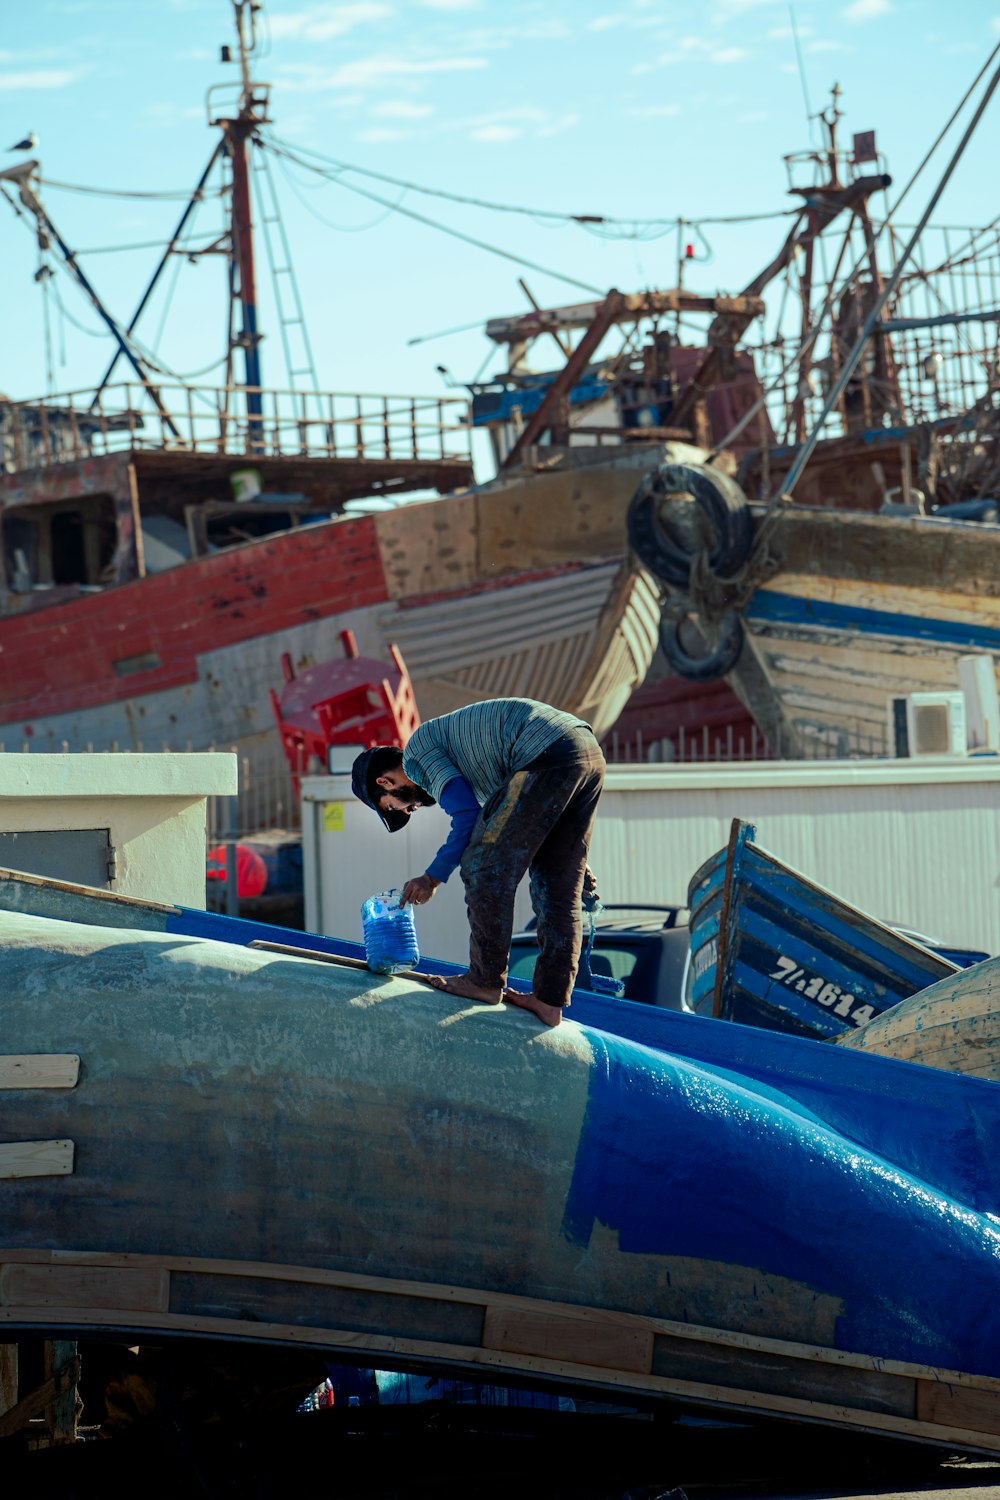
[351,697,605,1027]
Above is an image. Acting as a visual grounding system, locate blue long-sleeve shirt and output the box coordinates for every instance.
[425,777,481,884]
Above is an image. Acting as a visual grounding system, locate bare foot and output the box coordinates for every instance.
[426,972,503,1005]
[506,992,565,1028]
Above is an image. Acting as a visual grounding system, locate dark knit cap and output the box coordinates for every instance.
[351,746,409,832]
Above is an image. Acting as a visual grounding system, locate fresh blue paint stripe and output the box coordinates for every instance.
[745,590,1000,651]
[565,1027,1000,1376]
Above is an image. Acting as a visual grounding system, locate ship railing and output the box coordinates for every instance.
[0,382,472,472]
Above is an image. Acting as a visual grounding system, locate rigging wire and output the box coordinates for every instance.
[38,176,227,202]
[708,39,1000,461]
[72,229,225,256]
[261,137,606,297]
[273,149,407,234]
[262,131,798,233]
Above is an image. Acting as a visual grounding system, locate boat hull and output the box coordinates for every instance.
[6,905,1000,1449]
[686,819,958,1037]
[838,954,1000,1080]
[0,457,659,815]
[730,507,1000,756]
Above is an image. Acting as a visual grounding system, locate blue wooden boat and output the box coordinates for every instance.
[6,873,1000,1454]
[686,819,971,1039]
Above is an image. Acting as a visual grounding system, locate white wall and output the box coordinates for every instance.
[590,758,1000,953]
[304,755,1000,961]
[302,771,531,964]
[0,753,238,907]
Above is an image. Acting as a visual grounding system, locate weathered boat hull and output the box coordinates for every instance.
[729,506,1000,757]
[838,954,1000,1080]
[0,454,658,789]
[686,819,958,1037]
[5,904,1000,1450]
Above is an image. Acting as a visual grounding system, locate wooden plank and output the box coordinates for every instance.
[917,1379,1000,1436]
[0,1343,15,1416]
[483,1305,653,1375]
[0,1055,80,1091]
[0,1264,168,1314]
[43,1340,78,1446]
[0,1141,73,1182]
[0,1358,79,1441]
[651,1329,913,1419]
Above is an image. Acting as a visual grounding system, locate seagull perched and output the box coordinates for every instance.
[7,131,38,152]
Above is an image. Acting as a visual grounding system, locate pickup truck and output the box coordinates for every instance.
[508,905,694,1012]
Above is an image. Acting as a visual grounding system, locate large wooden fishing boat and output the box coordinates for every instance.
[6,895,1000,1462]
[619,81,1000,760]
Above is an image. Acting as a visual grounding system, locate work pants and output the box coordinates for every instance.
[459,737,606,1008]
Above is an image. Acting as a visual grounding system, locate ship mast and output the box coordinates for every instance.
[214,0,270,445]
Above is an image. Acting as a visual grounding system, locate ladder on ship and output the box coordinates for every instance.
[251,145,320,395]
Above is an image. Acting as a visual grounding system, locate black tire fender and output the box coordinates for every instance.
[627,462,753,587]
[659,609,744,682]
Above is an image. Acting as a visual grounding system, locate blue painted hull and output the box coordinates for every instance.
[4,904,1000,1406]
[686,821,959,1039]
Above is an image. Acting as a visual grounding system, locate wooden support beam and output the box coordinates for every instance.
[43,1340,79,1446]
[0,1354,79,1441]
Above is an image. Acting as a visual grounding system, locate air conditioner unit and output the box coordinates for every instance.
[904,691,967,758]
[958,654,1000,752]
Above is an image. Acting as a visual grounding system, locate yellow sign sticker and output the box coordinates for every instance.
[322,802,346,832]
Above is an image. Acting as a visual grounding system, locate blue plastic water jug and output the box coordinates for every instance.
[361,887,420,975]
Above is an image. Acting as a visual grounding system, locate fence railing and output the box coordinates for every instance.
[1,381,472,474]
[602,719,889,764]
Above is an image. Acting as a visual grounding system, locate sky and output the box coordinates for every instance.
[1,0,998,482]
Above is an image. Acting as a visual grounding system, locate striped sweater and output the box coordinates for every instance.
[403,698,592,806]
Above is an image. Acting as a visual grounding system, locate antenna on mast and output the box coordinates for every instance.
[210,0,271,447]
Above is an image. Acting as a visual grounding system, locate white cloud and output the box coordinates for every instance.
[0,68,81,91]
[842,0,892,20]
[768,23,814,38]
[331,53,489,89]
[470,124,521,143]
[712,46,748,62]
[373,100,434,118]
[737,109,768,122]
[418,0,480,8]
[277,53,487,92]
[269,3,392,42]
[627,104,682,117]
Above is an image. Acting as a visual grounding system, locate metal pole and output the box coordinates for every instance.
[781,58,1000,499]
[12,173,179,434]
[228,118,264,445]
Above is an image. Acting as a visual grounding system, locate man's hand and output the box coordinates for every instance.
[401,873,441,907]
[582,865,601,905]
